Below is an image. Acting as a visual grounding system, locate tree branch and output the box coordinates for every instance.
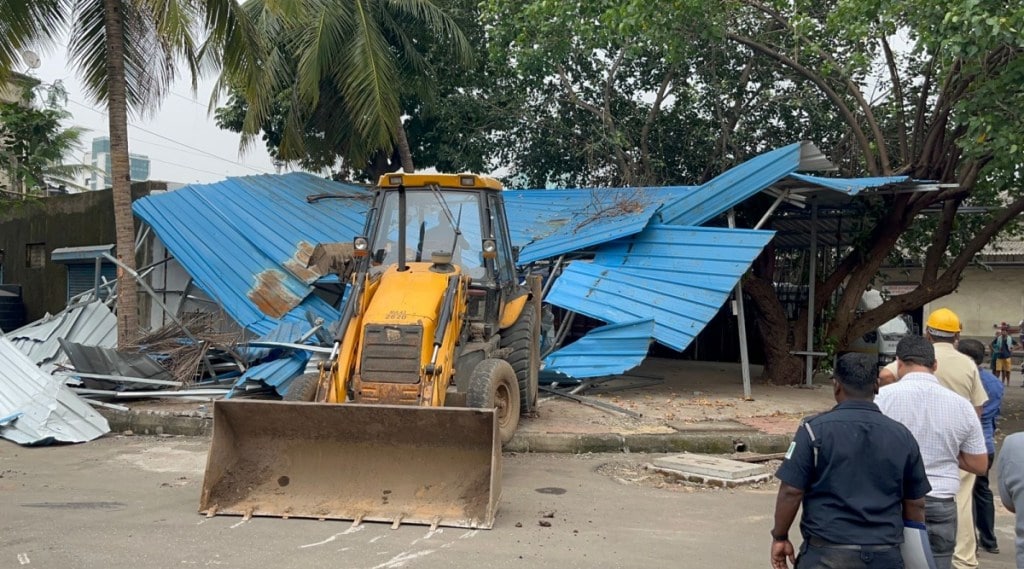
[921,197,959,283]
[911,56,936,158]
[881,35,909,165]
[739,0,889,173]
[725,32,880,175]
[704,57,754,182]
[640,68,674,184]
[848,192,1024,341]
[556,62,634,184]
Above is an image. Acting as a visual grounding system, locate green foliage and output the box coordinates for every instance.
[213,0,473,177]
[0,87,89,194]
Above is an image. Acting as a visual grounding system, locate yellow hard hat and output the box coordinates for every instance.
[926,308,961,335]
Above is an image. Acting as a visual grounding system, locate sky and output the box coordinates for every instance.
[22,46,281,186]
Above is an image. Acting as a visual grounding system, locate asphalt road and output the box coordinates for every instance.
[0,436,1018,569]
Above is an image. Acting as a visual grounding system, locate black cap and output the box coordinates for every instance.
[896,335,936,367]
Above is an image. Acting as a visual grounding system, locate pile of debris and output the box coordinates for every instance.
[0,299,331,446]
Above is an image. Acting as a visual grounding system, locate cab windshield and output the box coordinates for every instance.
[371,189,484,277]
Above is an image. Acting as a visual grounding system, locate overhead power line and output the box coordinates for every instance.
[66,98,273,175]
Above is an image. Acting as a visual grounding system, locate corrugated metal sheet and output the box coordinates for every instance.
[0,337,110,445]
[656,142,829,226]
[6,300,117,365]
[546,225,775,351]
[516,199,664,264]
[503,186,694,260]
[133,173,370,334]
[51,244,114,262]
[230,351,310,398]
[240,321,317,362]
[543,319,654,378]
[786,173,911,194]
[59,340,176,390]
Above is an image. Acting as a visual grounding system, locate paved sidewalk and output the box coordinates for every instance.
[98,359,836,453]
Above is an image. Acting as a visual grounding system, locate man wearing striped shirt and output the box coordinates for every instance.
[876,335,988,569]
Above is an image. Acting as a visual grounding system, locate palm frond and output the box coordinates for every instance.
[0,0,69,77]
[137,0,203,91]
[386,0,471,67]
[68,0,179,116]
[334,0,401,149]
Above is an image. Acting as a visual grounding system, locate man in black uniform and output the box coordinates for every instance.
[770,352,932,568]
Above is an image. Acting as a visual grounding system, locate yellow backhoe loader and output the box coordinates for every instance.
[199,173,540,530]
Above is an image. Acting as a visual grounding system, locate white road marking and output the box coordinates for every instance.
[299,525,365,548]
[458,530,478,540]
[368,550,435,569]
[410,528,442,546]
[229,519,248,529]
[336,547,351,553]
[369,535,385,544]
[17,553,30,565]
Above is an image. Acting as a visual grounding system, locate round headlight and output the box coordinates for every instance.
[354,236,368,251]
[483,239,496,253]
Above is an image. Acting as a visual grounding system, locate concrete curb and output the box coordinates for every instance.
[505,432,792,454]
[99,409,212,437]
[98,408,792,454]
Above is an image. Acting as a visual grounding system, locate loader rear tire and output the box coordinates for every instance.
[283,372,319,402]
[467,359,520,444]
[500,300,539,414]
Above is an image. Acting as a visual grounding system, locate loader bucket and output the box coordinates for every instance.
[199,400,501,529]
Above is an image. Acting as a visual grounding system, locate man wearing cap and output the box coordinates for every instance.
[876,335,988,569]
[770,353,930,569]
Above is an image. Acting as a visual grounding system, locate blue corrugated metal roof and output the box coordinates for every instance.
[545,225,775,351]
[239,321,316,362]
[503,187,694,261]
[787,173,911,195]
[656,142,822,226]
[133,173,370,334]
[543,319,654,378]
[229,351,310,398]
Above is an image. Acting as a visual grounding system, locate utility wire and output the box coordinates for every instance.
[66,98,272,175]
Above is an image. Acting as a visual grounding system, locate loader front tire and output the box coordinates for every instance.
[284,372,319,402]
[467,359,520,444]
[500,300,539,414]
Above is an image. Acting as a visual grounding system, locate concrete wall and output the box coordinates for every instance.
[0,182,166,320]
[881,265,1024,340]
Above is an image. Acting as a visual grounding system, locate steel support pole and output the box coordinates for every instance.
[806,198,818,386]
[93,257,102,301]
[728,210,753,400]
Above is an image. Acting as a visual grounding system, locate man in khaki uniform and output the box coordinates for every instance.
[924,308,988,569]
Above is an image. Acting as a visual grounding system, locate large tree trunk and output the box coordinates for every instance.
[744,273,805,385]
[103,0,140,345]
[395,116,414,173]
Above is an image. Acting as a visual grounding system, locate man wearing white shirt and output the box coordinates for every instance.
[876,335,988,569]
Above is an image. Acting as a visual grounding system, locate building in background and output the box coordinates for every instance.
[0,72,41,196]
[88,136,150,191]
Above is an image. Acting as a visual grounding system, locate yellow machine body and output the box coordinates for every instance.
[199,174,538,530]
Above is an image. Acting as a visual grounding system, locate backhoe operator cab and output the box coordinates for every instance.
[368,173,517,293]
[328,173,538,439]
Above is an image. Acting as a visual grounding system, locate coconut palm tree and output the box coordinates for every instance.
[0,0,267,344]
[218,0,472,174]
